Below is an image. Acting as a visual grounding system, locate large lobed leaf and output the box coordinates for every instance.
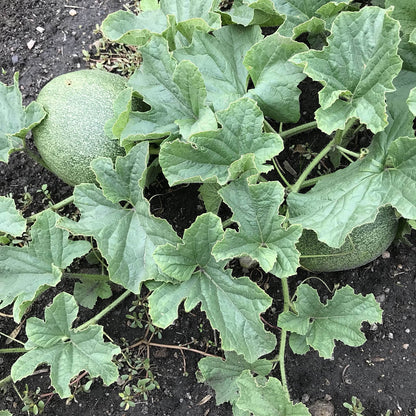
[218,0,284,27]
[120,36,216,144]
[0,210,90,322]
[235,371,310,415]
[291,6,402,134]
[160,98,283,186]
[149,213,276,362]
[275,0,353,37]
[60,143,180,293]
[198,351,272,407]
[174,25,263,112]
[213,177,302,277]
[11,293,120,398]
[101,0,221,48]
[0,73,45,162]
[244,32,308,122]
[278,284,382,358]
[287,71,416,247]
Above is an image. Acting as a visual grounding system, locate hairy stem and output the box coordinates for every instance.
[279,277,291,398]
[335,145,360,159]
[75,290,132,332]
[0,347,26,354]
[27,195,75,222]
[264,120,318,140]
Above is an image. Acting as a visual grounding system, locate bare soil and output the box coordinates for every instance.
[1,1,416,415]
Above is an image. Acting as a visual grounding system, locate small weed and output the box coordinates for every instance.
[344,396,365,415]
[20,385,45,415]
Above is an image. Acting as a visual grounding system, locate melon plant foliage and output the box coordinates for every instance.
[1,0,416,414]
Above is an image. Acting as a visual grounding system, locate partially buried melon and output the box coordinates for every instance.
[33,69,126,186]
[296,206,398,272]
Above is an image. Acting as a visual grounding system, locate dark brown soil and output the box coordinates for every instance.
[1,2,416,416]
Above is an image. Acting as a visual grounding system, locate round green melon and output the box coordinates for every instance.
[33,69,126,186]
[296,206,398,272]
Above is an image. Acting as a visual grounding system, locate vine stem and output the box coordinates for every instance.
[26,195,75,222]
[279,277,291,398]
[0,347,26,354]
[75,290,132,332]
[0,375,12,388]
[264,120,318,140]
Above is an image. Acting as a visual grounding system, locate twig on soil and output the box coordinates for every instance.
[126,339,221,359]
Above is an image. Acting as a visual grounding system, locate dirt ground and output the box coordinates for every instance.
[1,1,416,415]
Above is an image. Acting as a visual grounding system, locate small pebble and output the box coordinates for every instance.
[388,332,394,340]
[405,328,410,333]
[69,9,77,16]
[27,39,36,49]
[403,344,409,350]
[382,250,390,259]
[36,26,45,33]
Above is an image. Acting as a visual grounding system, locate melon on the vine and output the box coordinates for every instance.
[33,69,126,186]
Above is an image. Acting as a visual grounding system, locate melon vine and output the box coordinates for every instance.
[1,0,416,414]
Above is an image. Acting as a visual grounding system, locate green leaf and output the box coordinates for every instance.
[101,1,221,48]
[73,277,112,309]
[287,71,416,247]
[198,183,222,214]
[213,178,302,277]
[0,411,12,416]
[235,371,310,415]
[244,32,308,123]
[0,210,90,322]
[120,36,216,144]
[290,6,402,134]
[408,87,416,116]
[385,0,416,37]
[275,0,352,37]
[198,351,272,406]
[149,213,276,362]
[174,25,263,111]
[140,0,159,11]
[219,0,284,27]
[160,98,283,186]
[11,292,120,398]
[0,196,26,236]
[278,284,382,358]
[101,9,167,47]
[59,143,180,293]
[161,0,221,42]
[0,73,46,162]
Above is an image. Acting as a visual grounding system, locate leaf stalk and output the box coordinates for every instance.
[75,289,132,332]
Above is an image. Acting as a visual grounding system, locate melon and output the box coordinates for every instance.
[296,206,398,272]
[33,69,126,186]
